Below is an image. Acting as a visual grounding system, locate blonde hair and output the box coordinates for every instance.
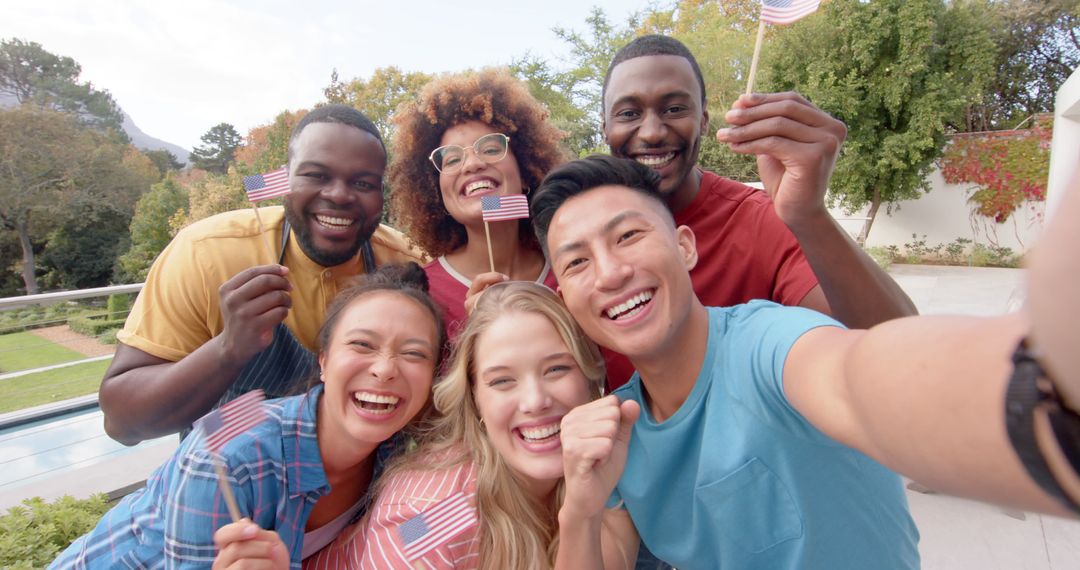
[381,281,604,569]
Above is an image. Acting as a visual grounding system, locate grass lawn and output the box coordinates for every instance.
[0,360,110,413]
[0,332,86,373]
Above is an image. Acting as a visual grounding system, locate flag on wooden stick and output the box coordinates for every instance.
[196,390,267,522]
[242,167,291,202]
[481,195,530,222]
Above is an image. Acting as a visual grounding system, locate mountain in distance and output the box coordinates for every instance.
[122,112,190,166]
[0,92,190,165]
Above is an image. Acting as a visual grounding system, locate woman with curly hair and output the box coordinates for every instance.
[387,68,568,337]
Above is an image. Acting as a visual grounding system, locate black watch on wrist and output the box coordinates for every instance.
[1004,337,1080,515]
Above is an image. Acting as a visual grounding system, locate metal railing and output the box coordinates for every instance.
[0,284,144,428]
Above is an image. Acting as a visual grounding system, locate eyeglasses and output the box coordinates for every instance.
[429,133,511,174]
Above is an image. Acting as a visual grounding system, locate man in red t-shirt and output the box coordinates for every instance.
[597,35,916,388]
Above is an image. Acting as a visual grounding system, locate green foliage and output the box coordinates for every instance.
[142,149,183,177]
[0,494,110,567]
[765,0,996,242]
[114,176,189,283]
[965,0,1080,131]
[106,294,133,320]
[940,116,1052,222]
[866,235,1021,268]
[324,67,433,145]
[68,313,126,338]
[190,122,242,174]
[0,38,124,134]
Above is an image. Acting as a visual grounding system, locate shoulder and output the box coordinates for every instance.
[371,224,428,264]
[178,208,283,245]
[698,170,762,203]
[712,301,841,336]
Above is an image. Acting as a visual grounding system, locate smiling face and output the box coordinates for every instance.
[545,184,698,360]
[317,291,439,453]
[284,122,387,267]
[437,121,523,227]
[603,55,709,206]
[472,311,594,497]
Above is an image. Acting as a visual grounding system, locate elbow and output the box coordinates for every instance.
[98,380,143,446]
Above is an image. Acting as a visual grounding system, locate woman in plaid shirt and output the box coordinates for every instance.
[51,264,446,569]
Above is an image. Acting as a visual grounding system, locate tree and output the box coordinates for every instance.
[0,38,124,134]
[0,106,152,294]
[40,147,157,289]
[189,122,242,174]
[765,0,996,243]
[115,175,189,282]
[234,109,307,174]
[965,0,1080,131]
[142,149,184,178]
[324,67,433,144]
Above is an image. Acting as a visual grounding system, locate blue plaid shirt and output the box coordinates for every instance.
[52,385,334,569]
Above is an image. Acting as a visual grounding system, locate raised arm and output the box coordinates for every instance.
[717,92,916,328]
[99,265,292,445]
[556,395,641,570]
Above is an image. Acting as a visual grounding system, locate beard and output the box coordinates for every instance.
[284,205,375,267]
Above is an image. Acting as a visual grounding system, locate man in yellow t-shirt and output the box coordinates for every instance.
[99,105,424,445]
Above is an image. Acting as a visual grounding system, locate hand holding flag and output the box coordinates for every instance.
[746,0,822,94]
[196,390,267,521]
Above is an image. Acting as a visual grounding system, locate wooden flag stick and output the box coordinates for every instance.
[483,221,496,273]
[745,18,767,95]
[251,204,277,261]
[213,457,243,522]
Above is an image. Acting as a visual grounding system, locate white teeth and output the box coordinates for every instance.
[465,180,495,195]
[605,291,655,320]
[316,215,353,227]
[519,423,561,441]
[355,391,400,405]
[635,153,676,167]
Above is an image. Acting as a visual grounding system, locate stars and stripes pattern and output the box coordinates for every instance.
[242,166,291,202]
[197,390,267,452]
[760,0,820,25]
[398,490,478,561]
[480,194,530,222]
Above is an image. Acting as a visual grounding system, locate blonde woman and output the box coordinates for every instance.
[216,282,626,569]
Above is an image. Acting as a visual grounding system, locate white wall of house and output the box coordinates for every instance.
[826,168,1045,254]
[1046,67,1080,220]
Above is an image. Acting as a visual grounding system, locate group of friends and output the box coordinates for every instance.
[49,35,1080,569]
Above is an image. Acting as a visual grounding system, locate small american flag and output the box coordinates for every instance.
[397,491,477,560]
[242,167,290,202]
[760,0,820,25]
[481,194,530,222]
[198,390,267,452]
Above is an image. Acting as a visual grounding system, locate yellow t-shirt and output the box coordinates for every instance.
[118,207,425,360]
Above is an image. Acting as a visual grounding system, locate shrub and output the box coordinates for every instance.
[68,314,126,338]
[0,494,109,568]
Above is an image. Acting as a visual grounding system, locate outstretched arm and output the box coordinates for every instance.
[718,92,916,328]
[100,265,292,445]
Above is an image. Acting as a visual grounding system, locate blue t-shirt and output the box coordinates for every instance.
[609,302,919,570]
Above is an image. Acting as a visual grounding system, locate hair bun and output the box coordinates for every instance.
[367,262,429,293]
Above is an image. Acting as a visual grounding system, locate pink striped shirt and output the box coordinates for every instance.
[304,460,480,570]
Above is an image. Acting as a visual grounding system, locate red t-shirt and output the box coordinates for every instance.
[424,256,559,340]
[602,170,819,390]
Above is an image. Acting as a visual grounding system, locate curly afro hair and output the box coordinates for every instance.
[387,68,568,257]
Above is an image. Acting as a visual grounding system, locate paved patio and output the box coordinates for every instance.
[1,264,1077,568]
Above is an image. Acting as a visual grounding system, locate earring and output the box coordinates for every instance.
[319,371,325,383]
[522,186,531,195]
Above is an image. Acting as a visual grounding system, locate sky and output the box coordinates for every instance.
[2,0,656,152]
